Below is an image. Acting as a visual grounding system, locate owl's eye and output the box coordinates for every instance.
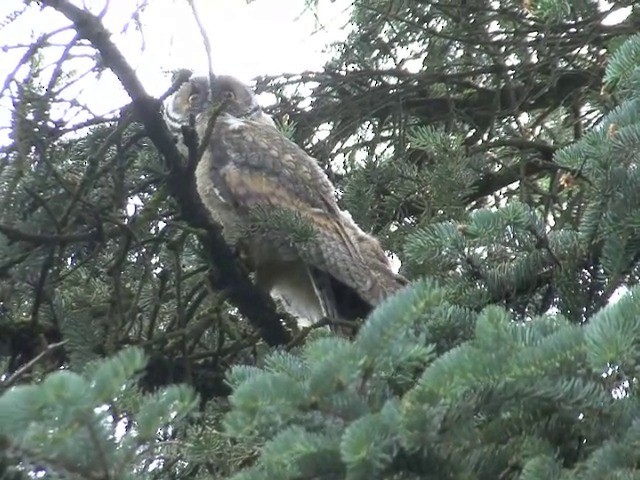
[223,90,236,100]
[188,93,200,106]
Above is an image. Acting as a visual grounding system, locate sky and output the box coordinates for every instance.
[137,0,353,85]
[0,0,352,142]
[0,0,631,141]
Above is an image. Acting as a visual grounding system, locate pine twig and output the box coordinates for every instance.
[1,340,67,390]
[186,0,215,82]
[0,223,110,245]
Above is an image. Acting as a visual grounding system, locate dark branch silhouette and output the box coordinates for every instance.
[38,0,291,346]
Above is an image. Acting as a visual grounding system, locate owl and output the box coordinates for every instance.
[163,75,407,327]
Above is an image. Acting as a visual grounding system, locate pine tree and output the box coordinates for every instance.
[2,0,640,479]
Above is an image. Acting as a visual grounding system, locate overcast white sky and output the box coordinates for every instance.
[137,0,352,84]
[0,0,630,145]
[0,0,352,143]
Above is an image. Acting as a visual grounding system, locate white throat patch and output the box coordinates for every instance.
[220,114,247,131]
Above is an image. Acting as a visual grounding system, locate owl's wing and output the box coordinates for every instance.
[207,118,386,305]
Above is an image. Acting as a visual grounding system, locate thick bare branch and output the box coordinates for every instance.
[38,0,291,346]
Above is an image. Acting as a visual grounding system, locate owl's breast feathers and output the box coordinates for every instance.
[194,113,407,317]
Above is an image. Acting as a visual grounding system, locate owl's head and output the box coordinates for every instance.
[164,75,271,131]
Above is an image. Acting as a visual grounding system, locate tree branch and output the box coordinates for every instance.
[1,340,67,390]
[38,0,291,346]
[0,223,110,245]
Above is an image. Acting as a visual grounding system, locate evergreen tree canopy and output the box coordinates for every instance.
[1,0,640,478]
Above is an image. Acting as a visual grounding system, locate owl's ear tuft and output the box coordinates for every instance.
[170,68,193,85]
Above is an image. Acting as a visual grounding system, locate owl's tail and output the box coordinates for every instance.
[321,266,407,336]
[323,251,408,325]
[367,262,410,305]
[350,228,409,306]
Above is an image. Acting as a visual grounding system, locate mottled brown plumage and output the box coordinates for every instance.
[164,75,407,326]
